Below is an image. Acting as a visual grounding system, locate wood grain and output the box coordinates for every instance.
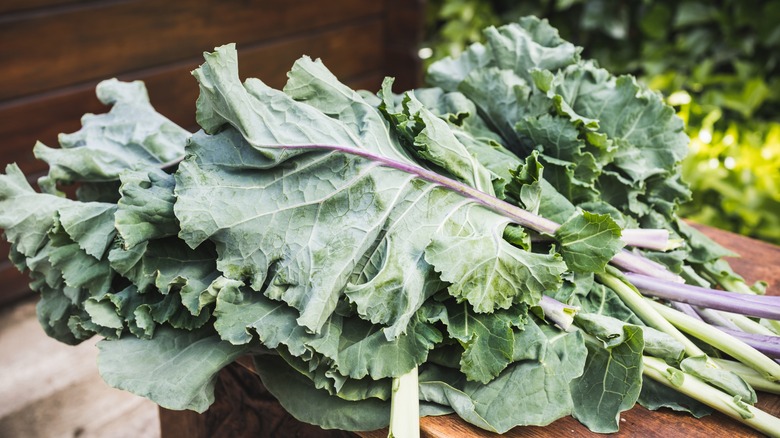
[0,0,383,101]
[0,17,387,179]
[0,0,91,15]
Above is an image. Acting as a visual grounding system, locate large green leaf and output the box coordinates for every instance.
[33,79,188,189]
[0,164,71,256]
[116,168,179,248]
[419,323,586,433]
[570,324,644,432]
[177,44,563,343]
[554,211,624,273]
[97,326,251,412]
[253,354,392,431]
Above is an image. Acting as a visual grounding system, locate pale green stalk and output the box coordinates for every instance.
[597,270,705,356]
[648,300,780,382]
[643,356,780,437]
[722,312,778,336]
[388,366,420,438]
[712,358,780,395]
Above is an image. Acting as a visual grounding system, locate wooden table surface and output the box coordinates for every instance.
[160,224,780,438]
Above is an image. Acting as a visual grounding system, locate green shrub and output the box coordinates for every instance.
[424,0,780,243]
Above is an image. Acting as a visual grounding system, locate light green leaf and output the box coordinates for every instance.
[571,325,643,433]
[116,168,179,248]
[253,354,392,431]
[97,326,251,412]
[438,300,526,383]
[212,280,316,354]
[555,210,624,273]
[420,324,586,433]
[379,80,495,194]
[0,164,71,256]
[33,79,188,187]
[680,356,757,404]
[108,237,219,315]
[638,378,712,418]
[574,312,684,363]
[278,348,392,402]
[331,311,442,380]
[47,221,114,297]
[425,205,565,313]
[58,202,117,259]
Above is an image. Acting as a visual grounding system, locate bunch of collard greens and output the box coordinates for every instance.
[2,17,780,435]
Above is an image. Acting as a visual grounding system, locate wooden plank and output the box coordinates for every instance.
[382,0,425,91]
[0,0,92,15]
[0,262,31,307]
[0,18,386,179]
[689,221,780,288]
[0,0,383,101]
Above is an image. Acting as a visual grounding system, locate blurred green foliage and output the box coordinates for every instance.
[424,0,780,243]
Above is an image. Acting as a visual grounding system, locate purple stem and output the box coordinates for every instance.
[715,327,780,359]
[625,272,780,320]
[672,302,705,321]
[611,251,684,283]
[695,307,742,331]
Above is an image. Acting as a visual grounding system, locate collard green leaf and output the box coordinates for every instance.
[554,210,624,273]
[277,348,392,402]
[33,79,188,188]
[36,283,86,345]
[574,313,684,363]
[436,300,527,384]
[179,44,564,344]
[550,65,688,183]
[0,164,71,256]
[108,237,218,313]
[47,219,114,297]
[331,310,442,380]
[680,356,757,404]
[425,205,565,313]
[97,326,251,413]
[428,17,580,91]
[638,377,713,418]
[253,354,392,431]
[571,325,643,433]
[58,202,117,259]
[212,279,317,354]
[116,168,179,248]
[419,324,586,433]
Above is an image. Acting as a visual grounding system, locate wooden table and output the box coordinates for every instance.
[159,224,780,437]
